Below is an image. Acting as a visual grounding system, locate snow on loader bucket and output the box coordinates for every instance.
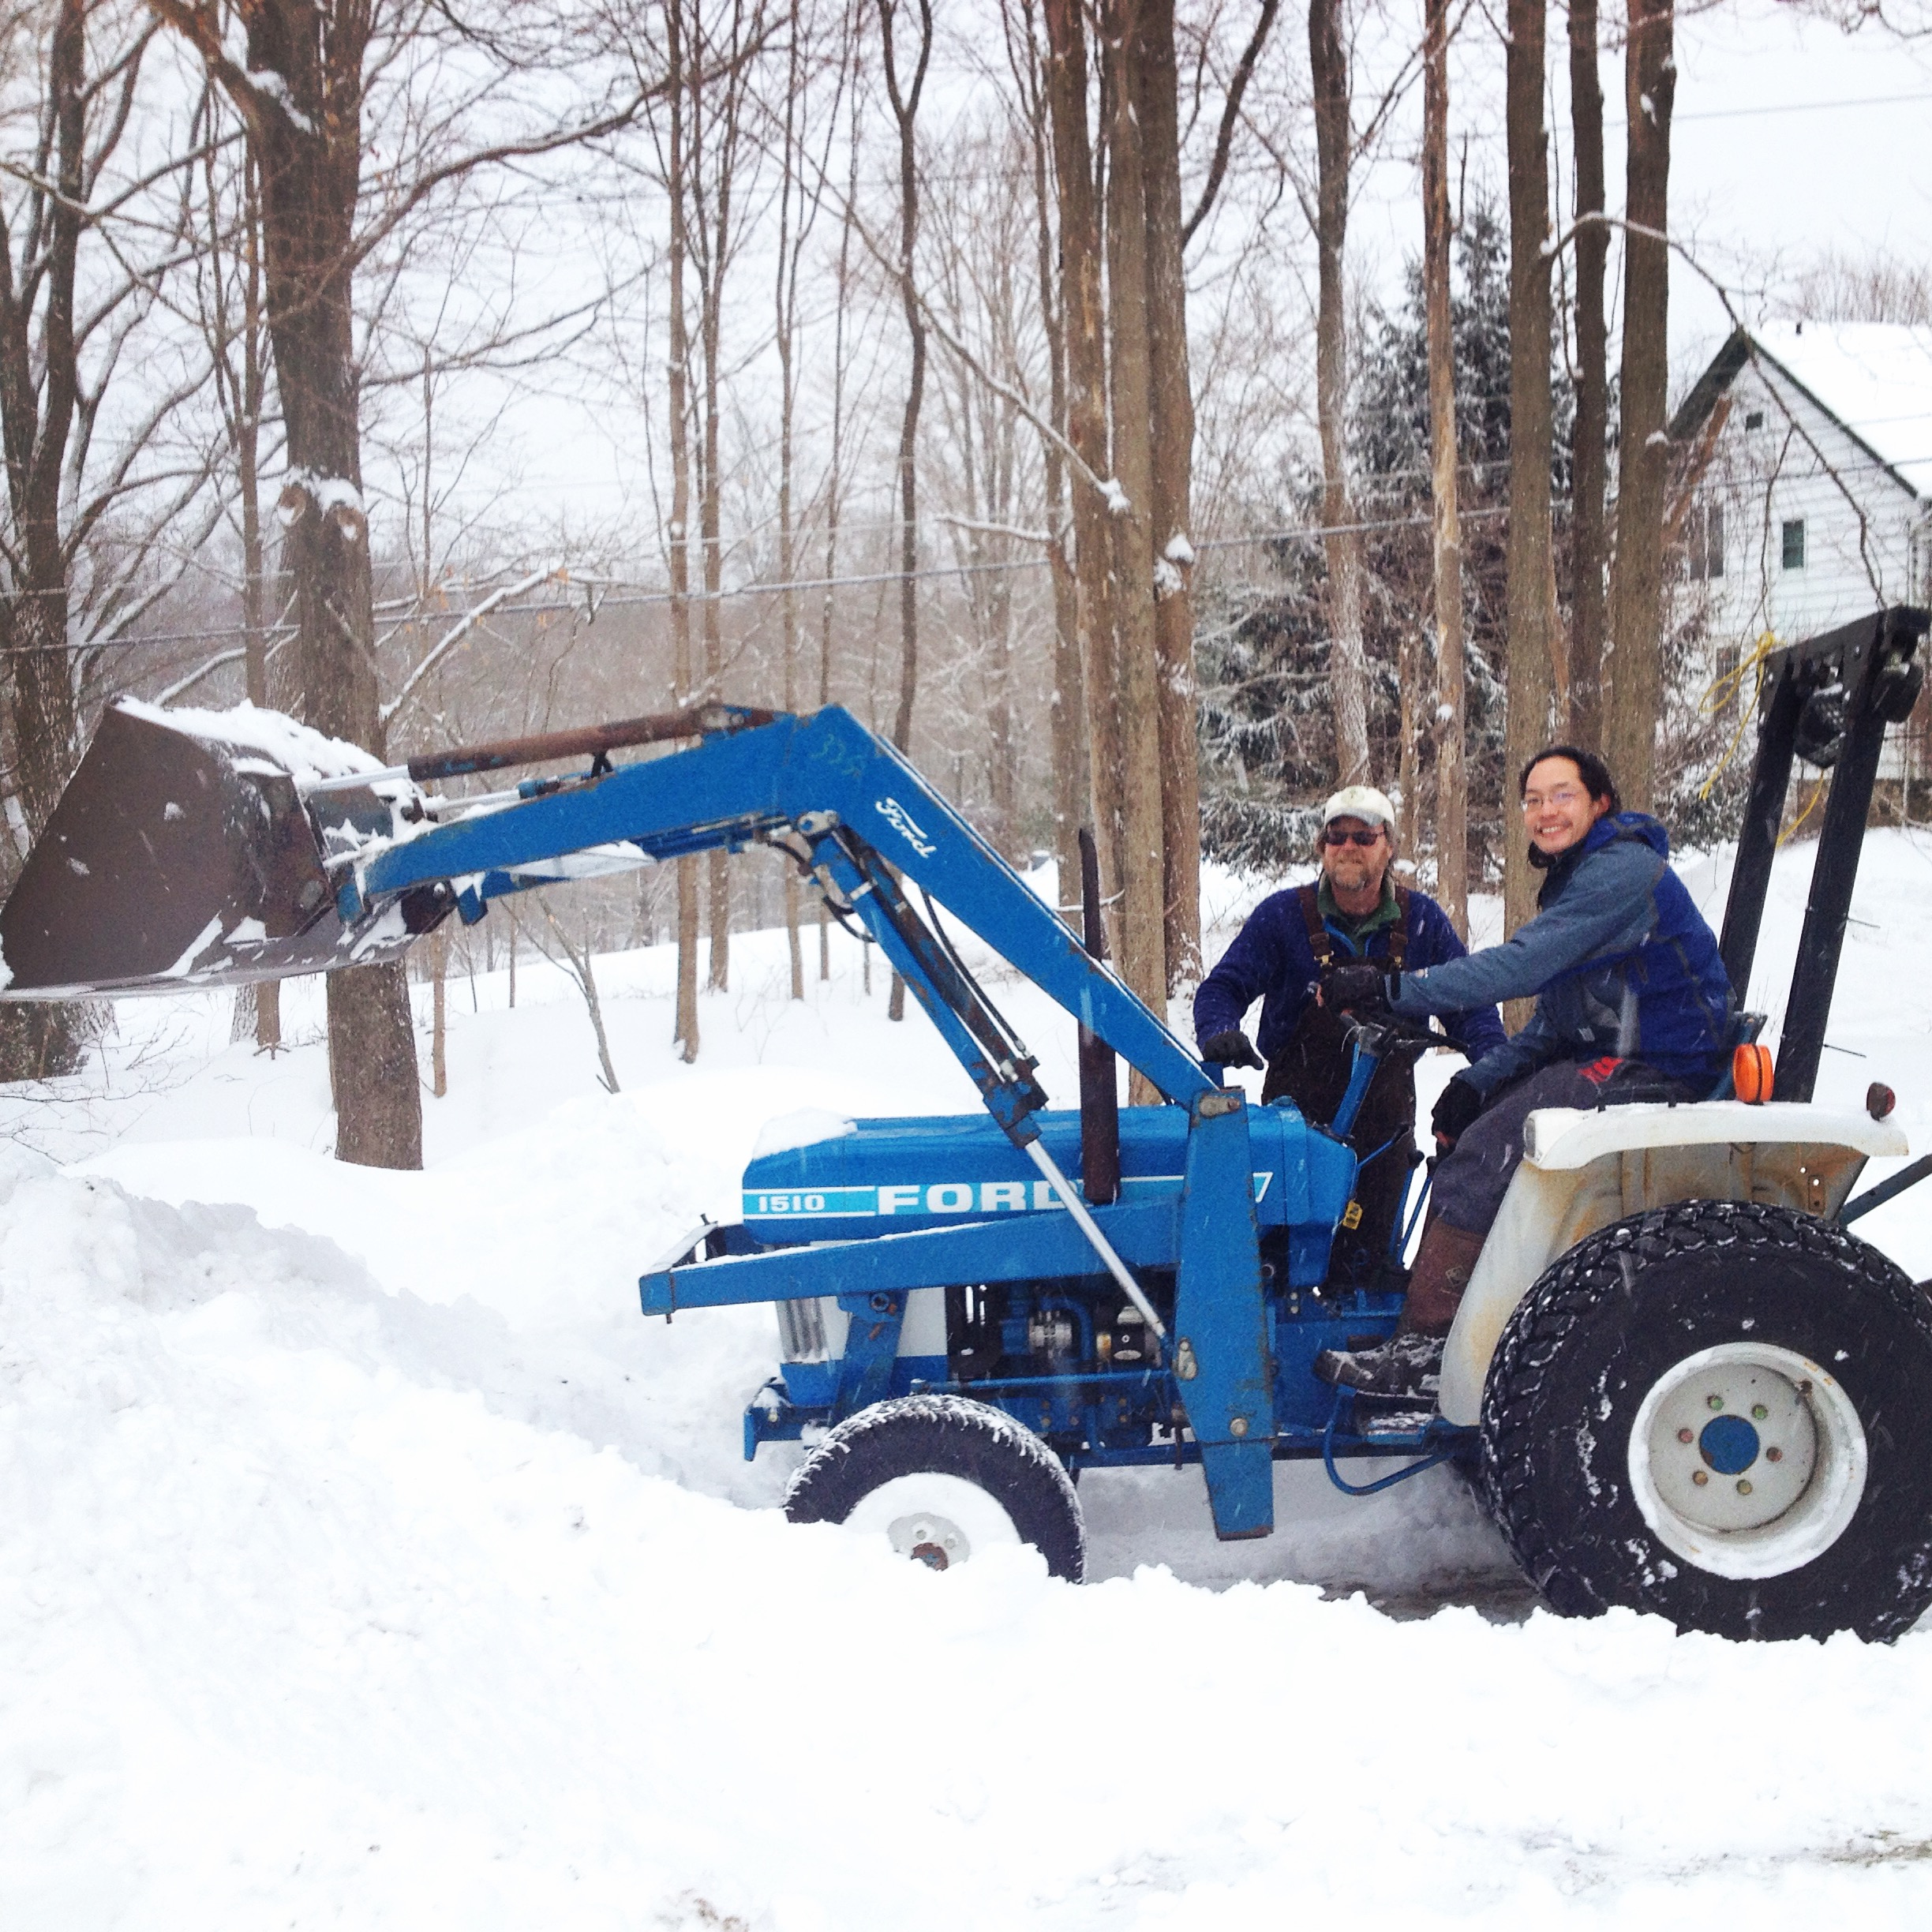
[0,698,760,998]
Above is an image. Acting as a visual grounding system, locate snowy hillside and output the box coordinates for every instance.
[6,837,1932,1924]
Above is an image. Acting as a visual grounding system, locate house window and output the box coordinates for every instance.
[1687,501,1726,581]
[1745,410,1765,430]
[1782,519,1807,571]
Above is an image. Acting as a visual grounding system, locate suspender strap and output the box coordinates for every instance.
[1387,884,1410,972]
[1301,879,1410,968]
[1297,884,1334,966]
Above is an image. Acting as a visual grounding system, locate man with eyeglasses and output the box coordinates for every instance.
[1312,744,1735,1402]
[1194,785,1505,1287]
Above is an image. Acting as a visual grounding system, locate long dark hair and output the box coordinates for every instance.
[1518,743,1621,814]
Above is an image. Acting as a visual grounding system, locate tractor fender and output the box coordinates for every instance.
[1437,1100,1908,1425]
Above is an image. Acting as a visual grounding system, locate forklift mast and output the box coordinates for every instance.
[1717,604,1927,1102]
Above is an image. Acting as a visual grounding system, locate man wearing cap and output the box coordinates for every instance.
[1193,786,1505,1285]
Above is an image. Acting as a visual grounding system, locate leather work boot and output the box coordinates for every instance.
[1313,1221,1489,1402]
[1314,1327,1446,1402]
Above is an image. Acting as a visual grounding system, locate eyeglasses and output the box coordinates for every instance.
[1522,787,1587,811]
[1321,826,1383,848]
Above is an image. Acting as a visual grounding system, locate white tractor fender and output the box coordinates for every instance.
[1436,1100,1909,1425]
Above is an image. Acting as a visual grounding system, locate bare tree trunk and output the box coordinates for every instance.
[245,8,418,1166]
[683,0,751,998]
[1398,625,1421,853]
[880,0,933,1027]
[1135,0,1201,993]
[1503,0,1556,949]
[430,926,447,1098]
[777,0,805,1002]
[666,0,699,1061]
[1043,0,1123,954]
[1567,0,1608,750]
[819,109,859,983]
[209,137,281,1051]
[1101,0,1168,1042]
[1605,0,1675,811]
[1309,0,1368,786]
[0,1,95,1081]
[1423,0,1467,935]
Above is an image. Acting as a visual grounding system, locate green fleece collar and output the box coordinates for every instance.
[1318,873,1400,939]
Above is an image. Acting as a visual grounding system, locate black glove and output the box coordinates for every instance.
[1432,1073,1483,1148]
[1320,961,1395,1015]
[1200,1027,1264,1071]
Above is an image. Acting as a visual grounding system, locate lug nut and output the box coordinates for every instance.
[1752,1403,1769,1420]
[1707,1394,1724,1410]
[1766,1447,1783,1462]
[1737,1479,1754,1496]
[1692,1470,1709,1487]
[1677,1428,1694,1443]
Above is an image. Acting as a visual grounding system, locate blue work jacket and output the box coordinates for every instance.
[1194,881,1506,1065]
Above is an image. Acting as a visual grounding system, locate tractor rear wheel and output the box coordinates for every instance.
[784,1394,1085,1580]
[1480,1200,1932,1641]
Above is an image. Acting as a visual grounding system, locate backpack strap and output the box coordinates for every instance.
[1297,882,1334,967]
[1387,883,1411,972]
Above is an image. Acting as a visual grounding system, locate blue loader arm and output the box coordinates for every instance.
[343,706,1215,1110]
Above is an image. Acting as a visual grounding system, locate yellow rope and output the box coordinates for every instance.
[1779,775,1828,848]
[1697,630,1777,803]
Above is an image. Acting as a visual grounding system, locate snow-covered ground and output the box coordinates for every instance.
[6,837,1932,1925]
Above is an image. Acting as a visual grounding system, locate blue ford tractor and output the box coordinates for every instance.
[9,608,1932,1642]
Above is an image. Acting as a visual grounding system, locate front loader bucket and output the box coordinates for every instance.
[1,703,435,999]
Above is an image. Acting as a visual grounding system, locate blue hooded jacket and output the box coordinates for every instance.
[1390,812,1735,1097]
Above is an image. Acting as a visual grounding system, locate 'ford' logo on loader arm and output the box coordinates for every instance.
[876,796,936,856]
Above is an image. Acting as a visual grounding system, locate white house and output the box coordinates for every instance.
[1670,322,1932,641]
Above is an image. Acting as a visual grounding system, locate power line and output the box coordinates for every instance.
[14,432,1930,660]
[2,504,1511,657]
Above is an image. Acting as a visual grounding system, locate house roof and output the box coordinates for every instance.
[1672,322,1932,502]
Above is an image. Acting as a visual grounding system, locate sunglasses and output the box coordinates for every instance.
[1321,826,1383,848]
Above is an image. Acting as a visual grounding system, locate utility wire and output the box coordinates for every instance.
[1,504,1515,657]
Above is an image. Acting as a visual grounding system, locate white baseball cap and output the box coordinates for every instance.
[1321,784,1396,832]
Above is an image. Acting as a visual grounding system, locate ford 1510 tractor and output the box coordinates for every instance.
[8,607,1932,1642]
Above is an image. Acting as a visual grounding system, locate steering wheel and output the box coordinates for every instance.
[1344,1014,1447,1061]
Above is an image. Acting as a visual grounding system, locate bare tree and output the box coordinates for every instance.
[665,0,701,1058]
[1135,0,1203,992]
[681,0,765,996]
[1423,0,1466,934]
[1503,0,1556,943]
[1099,0,1170,1032]
[149,0,645,1165]
[1566,0,1608,749]
[878,0,930,1025]
[1003,0,1086,925]
[186,92,287,1050]
[1604,0,1675,812]
[818,100,860,979]
[1309,0,1368,787]
[1043,0,1122,956]
[0,2,222,1080]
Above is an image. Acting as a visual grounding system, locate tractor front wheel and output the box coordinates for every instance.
[1480,1199,1932,1641]
[784,1394,1085,1581]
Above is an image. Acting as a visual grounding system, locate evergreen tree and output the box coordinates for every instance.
[1198,203,1541,878]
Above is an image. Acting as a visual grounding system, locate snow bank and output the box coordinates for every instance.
[6,1150,1932,1926]
[13,831,1932,1921]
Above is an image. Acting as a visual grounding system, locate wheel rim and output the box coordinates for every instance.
[840,1472,1024,1571]
[1627,1342,1868,1581]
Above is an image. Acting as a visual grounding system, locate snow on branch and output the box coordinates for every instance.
[380,567,560,731]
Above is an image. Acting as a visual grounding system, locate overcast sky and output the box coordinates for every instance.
[493,1,1932,541]
[1350,0,1932,384]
